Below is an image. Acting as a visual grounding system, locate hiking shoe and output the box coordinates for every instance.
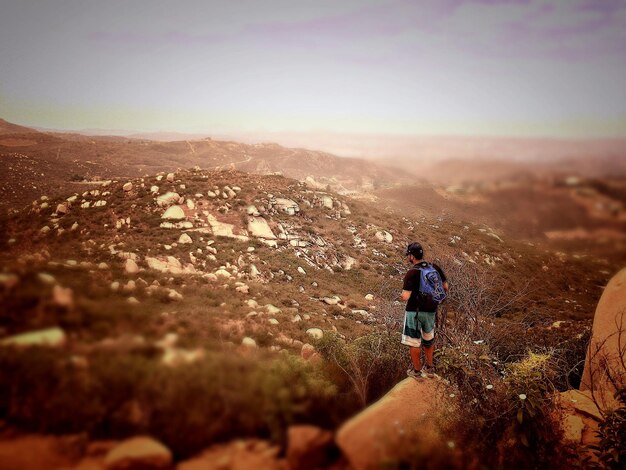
[406,368,422,379]
[420,365,435,377]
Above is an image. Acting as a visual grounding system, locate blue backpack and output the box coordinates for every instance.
[417,263,446,310]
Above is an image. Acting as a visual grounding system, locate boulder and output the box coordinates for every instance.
[580,267,626,409]
[336,378,448,469]
[103,436,172,470]
[321,196,333,209]
[122,182,133,192]
[286,425,334,470]
[161,205,185,220]
[166,172,175,182]
[248,217,276,239]
[56,203,69,215]
[1,327,66,348]
[156,191,181,207]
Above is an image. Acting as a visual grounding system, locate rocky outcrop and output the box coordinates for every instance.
[580,267,625,410]
[336,378,448,469]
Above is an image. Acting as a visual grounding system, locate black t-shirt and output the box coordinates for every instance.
[403,262,447,312]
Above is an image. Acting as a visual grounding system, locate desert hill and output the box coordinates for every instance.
[0,119,405,211]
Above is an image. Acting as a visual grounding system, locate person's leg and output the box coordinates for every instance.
[401,311,422,374]
[410,346,421,371]
[419,311,436,367]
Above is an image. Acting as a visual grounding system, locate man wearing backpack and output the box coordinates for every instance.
[401,242,449,379]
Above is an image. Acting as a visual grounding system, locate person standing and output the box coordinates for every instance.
[401,242,449,378]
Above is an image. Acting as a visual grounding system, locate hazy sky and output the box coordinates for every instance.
[1,0,625,137]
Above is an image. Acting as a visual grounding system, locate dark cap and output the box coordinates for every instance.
[405,242,423,259]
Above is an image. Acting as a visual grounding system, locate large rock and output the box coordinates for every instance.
[286,425,334,470]
[178,439,283,470]
[156,191,181,207]
[1,327,66,348]
[248,217,276,239]
[580,267,626,409]
[103,436,172,470]
[336,378,448,469]
[161,205,186,220]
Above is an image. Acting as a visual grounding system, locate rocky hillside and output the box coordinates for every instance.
[0,166,619,467]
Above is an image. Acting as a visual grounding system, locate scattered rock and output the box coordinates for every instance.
[375,230,393,243]
[306,328,323,340]
[166,173,175,182]
[52,285,74,309]
[301,343,316,360]
[56,203,69,215]
[122,182,133,192]
[37,272,56,285]
[242,337,257,348]
[161,205,186,220]
[266,304,281,315]
[178,233,193,244]
[1,327,66,348]
[125,259,139,274]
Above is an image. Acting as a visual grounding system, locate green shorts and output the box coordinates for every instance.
[401,310,436,347]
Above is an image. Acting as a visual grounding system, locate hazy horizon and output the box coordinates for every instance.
[2,0,626,138]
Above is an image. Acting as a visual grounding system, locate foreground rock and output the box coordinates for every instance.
[286,425,334,470]
[178,439,284,470]
[336,378,449,469]
[580,266,625,410]
[557,389,602,447]
[103,436,172,470]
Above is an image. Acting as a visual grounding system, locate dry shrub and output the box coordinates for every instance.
[315,330,406,406]
[0,347,339,458]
